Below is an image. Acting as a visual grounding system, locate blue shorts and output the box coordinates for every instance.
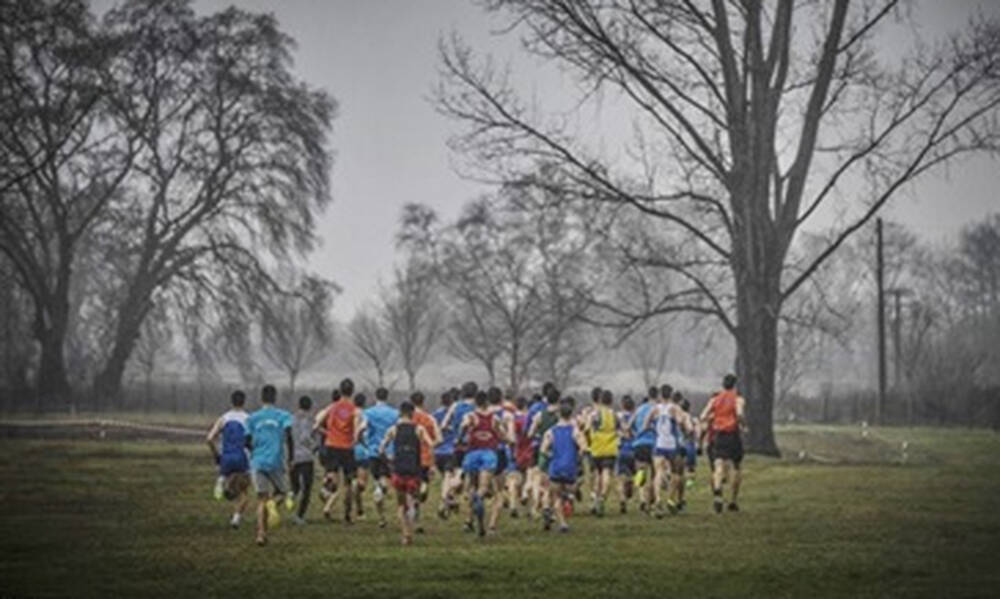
[219,452,249,476]
[462,448,498,474]
[655,447,679,461]
[685,441,697,468]
[354,445,371,468]
[548,469,576,486]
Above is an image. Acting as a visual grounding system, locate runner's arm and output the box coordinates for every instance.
[539,430,553,456]
[640,406,657,432]
[699,397,715,427]
[441,402,457,431]
[313,405,329,433]
[352,410,364,444]
[429,414,442,447]
[737,396,748,433]
[573,428,589,457]
[417,425,433,448]
[527,412,540,439]
[205,417,222,463]
[378,425,396,456]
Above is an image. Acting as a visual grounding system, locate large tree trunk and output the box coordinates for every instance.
[33,300,72,407]
[734,299,781,456]
[93,292,149,406]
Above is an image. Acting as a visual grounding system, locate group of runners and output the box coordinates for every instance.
[205,374,747,546]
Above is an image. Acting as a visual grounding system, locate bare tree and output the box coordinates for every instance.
[130,303,173,413]
[0,0,136,400]
[348,307,395,389]
[383,260,444,391]
[89,0,335,402]
[626,320,672,391]
[437,1,1000,453]
[259,276,336,395]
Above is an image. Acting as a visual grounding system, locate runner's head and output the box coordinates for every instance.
[601,389,613,406]
[474,390,489,408]
[722,373,738,390]
[590,386,602,403]
[531,393,542,404]
[670,390,682,404]
[298,395,312,411]
[622,395,635,412]
[558,398,574,420]
[680,398,691,412]
[488,386,503,405]
[516,396,528,410]
[410,391,425,407]
[354,393,367,409]
[544,383,560,404]
[399,400,415,419]
[331,388,340,402]
[440,391,453,407]
[449,387,461,401]
[659,384,673,401]
[462,381,478,399]
[339,378,354,398]
[230,390,246,408]
[261,384,277,405]
[375,387,389,402]
[647,386,659,401]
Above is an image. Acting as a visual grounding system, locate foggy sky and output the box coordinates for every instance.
[175,0,1000,319]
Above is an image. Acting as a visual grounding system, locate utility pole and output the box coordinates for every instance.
[876,218,886,426]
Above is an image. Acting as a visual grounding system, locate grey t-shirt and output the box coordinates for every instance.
[291,412,315,464]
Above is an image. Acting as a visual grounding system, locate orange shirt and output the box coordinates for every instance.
[413,408,437,468]
[709,390,739,433]
[324,398,357,449]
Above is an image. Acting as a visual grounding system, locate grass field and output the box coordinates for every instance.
[1,425,998,598]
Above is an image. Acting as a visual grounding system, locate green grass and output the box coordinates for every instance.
[1,426,999,598]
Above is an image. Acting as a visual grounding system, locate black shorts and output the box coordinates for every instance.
[593,456,616,472]
[420,466,431,482]
[453,447,466,470]
[435,454,456,474]
[633,445,653,465]
[494,448,509,476]
[712,432,743,467]
[320,447,356,478]
[370,455,392,479]
[616,455,636,477]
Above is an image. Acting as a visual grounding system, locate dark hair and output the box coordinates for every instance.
[660,384,673,400]
[440,391,453,407]
[622,395,635,411]
[563,395,576,408]
[399,401,415,416]
[331,388,341,401]
[558,400,573,419]
[375,387,389,401]
[449,387,461,400]
[339,378,355,397]
[723,373,738,390]
[590,387,602,402]
[647,386,659,400]
[410,391,425,406]
[299,395,313,410]
[261,384,277,404]
[545,385,560,405]
[354,393,367,408]
[231,390,246,407]
[488,386,503,405]
[671,390,683,403]
[462,381,478,399]
[515,396,528,410]
[531,393,542,404]
[680,398,691,412]
[601,389,613,406]
[474,391,489,407]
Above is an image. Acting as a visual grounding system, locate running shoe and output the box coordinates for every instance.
[266,500,281,527]
[558,524,570,533]
[713,496,724,514]
[727,502,739,512]
[230,513,241,529]
[542,508,554,531]
[284,495,295,511]
[213,477,224,501]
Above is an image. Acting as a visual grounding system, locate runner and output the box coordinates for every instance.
[629,386,658,514]
[582,387,601,510]
[616,395,637,514]
[527,384,561,518]
[363,386,399,528]
[289,395,316,525]
[315,388,340,505]
[509,396,534,518]
[441,382,477,514]
[352,393,370,520]
[458,390,505,537]
[378,401,437,545]
[487,386,515,532]
[522,391,547,511]
[409,391,441,533]
[588,389,620,517]
[678,395,699,505]
[539,398,587,533]
[206,390,250,528]
[699,374,747,514]
[643,385,689,518]
[245,384,293,546]
[314,379,363,524]
[432,390,458,519]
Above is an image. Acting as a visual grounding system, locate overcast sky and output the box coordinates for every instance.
[179,0,1000,320]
